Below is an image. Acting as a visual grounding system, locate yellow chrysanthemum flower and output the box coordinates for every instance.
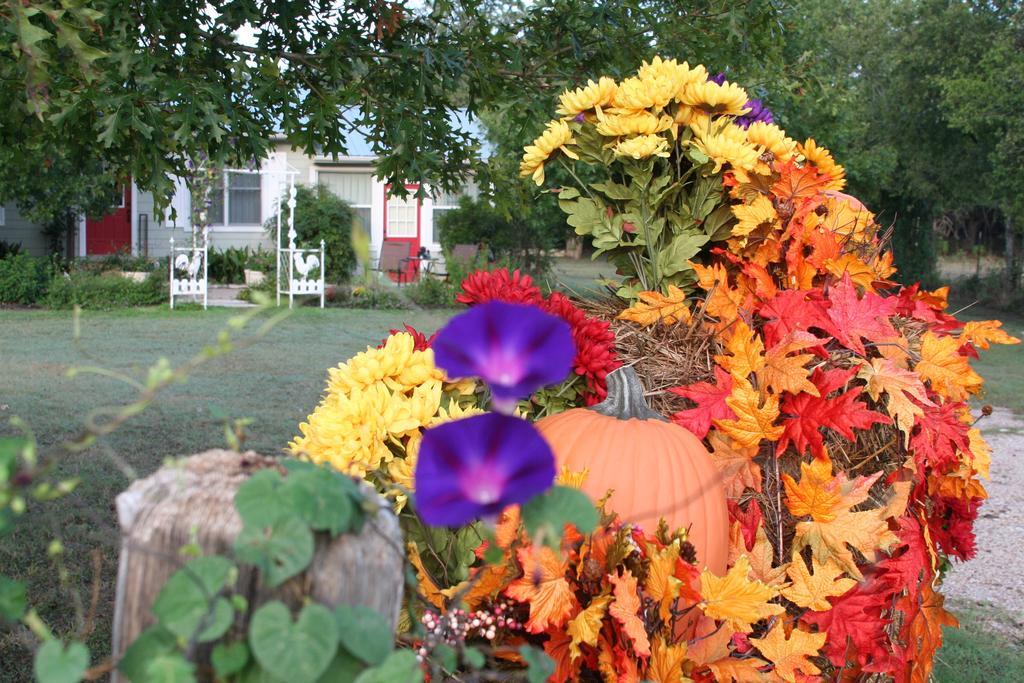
[614,134,671,159]
[596,110,674,137]
[327,332,442,396]
[689,119,760,174]
[556,76,618,117]
[745,122,798,172]
[731,194,779,241]
[555,466,590,489]
[680,80,750,117]
[799,138,846,190]
[611,74,676,112]
[520,119,579,186]
[636,56,708,101]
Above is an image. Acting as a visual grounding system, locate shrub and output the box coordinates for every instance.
[44,270,166,309]
[404,275,458,308]
[0,241,22,259]
[326,284,406,309]
[208,246,248,284]
[436,196,554,276]
[265,184,356,283]
[0,254,48,305]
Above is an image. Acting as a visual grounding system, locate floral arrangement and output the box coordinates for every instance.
[280,55,1021,683]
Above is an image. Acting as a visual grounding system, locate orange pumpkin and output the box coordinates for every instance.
[536,366,729,575]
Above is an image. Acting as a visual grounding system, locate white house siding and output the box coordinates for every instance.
[0,202,52,255]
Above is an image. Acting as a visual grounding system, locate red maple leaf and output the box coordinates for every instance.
[879,515,932,599]
[778,367,890,459]
[727,499,763,552]
[908,400,971,474]
[822,274,898,355]
[893,284,963,334]
[758,289,833,352]
[927,496,980,561]
[669,366,735,438]
[802,573,903,674]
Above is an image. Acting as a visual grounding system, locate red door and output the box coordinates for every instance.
[383,183,421,281]
[86,183,132,255]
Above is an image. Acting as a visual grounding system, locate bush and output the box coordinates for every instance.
[0,254,48,305]
[44,270,166,309]
[0,241,22,259]
[327,284,406,309]
[265,184,356,283]
[208,246,248,284]
[405,275,459,308]
[436,196,554,276]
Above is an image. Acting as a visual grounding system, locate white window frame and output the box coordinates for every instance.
[205,170,264,231]
[315,169,372,231]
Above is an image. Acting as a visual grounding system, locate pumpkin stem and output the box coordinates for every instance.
[590,366,666,422]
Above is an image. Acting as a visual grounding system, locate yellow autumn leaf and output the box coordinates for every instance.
[714,378,784,449]
[751,622,827,683]
[708,431,762,500]
[715,320,766,380]
[757,331,821,396]
[914,331,983,401]
[646,637,689,683]
[617,285,692,327]
[699,555,785,633]
[567,594,611,661]
[781,554,856,610]
[856,357,933,446]
[959,320,1021,349]
[644,542,683,622]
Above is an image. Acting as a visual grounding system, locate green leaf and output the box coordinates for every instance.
[352,650,423,683]
[590,181,633,201]
[522,486,598,546]
[235,469,289,527]
[34,640,89,683]
[315,650,365,682]
[212,641,250,678]
[463,646,486,670]
[151,556,234,640]
[0,437,27,482]
[0,575,27,621]
[657,233,710,278]
[520,644,555,683]
[144,654,197,683]
[234,515,314,587]
[334,604,394,666]
[249,602,338,683]
[282,467,358,535]
[118,626,178,680]
[702,204,736,241]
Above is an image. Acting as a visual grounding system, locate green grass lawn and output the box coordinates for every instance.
[0,273,1022,679]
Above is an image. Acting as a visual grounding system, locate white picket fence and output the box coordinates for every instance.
[168,233,208,309]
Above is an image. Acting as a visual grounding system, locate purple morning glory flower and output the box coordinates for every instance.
[736,99,775,129]
[708,72,727,85]
[433,301,574,411]
[414,413,556,526]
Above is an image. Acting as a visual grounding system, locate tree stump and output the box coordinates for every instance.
[111,449,404,679]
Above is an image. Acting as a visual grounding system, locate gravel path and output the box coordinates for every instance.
[944,407,1024,620]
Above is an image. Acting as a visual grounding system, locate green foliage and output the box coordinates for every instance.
[151,556,236,641]
[0,241,23,259]
[44,270,166,309]
[404,276,458,309]
[334,605,394,666]
[886,201,939,288]
[522,485,599,547]
[208,247,250,284]
[33,640,89,683]
[0,254,49,305]
[265,185,356,283]
[436,196,554,275]
[519,645,556,683]
[249,602,338,683]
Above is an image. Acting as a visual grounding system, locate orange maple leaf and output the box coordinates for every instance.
[707,656,772,682]
[645,637,689,683]
[782,457,896,579]
[906,582,959,683]
[617,285,692,327]
[505,546,578,633]
[914,331,983,401]
[751,622,827,683]
[757,330,823,396]
[824,252,879,291]
[714,378,784,449]
[959,319,1021,349]
[715,320,766,380]
[608,569,651,657]
[566,594,611,661]
[699,555,785,633]
[408,543,446,609]
[693,261,746,327]
[856,357,934,446]
[644,542,683,622]
[728,523,788,587]
[781,553,856,610]
[708,431,762,499]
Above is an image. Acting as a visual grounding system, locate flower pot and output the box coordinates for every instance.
[244,269,266,286]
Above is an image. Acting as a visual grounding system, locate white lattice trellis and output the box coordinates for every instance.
[169,231,208,309]
[274,174,325,308]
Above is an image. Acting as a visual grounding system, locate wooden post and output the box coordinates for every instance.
[111,450,404,679]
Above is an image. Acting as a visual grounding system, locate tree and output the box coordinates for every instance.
[1,0,789,213]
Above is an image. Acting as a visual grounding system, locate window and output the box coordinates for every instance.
[196,170,262,227]
[318,171,372,231]
[386,193,418,238]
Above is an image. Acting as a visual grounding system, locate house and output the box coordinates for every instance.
[1,119,483,268]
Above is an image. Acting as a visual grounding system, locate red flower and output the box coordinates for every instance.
[456,268,542,306]
[379,324,436,351]
[456,269,620,403]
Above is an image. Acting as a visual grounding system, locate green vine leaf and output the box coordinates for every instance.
[34,640,89,683]
[0,575,27,621]
[235,469,289,527]
[352,650,423,683]
[249,602,338,683]
[519,644,555,683]
[144,654,196,683]
[117,626,178,680]
[212,641,250,678]
[522,485,598,546]
[283,467,360,536]
[151,556,235,641]
[234,515,314,587]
